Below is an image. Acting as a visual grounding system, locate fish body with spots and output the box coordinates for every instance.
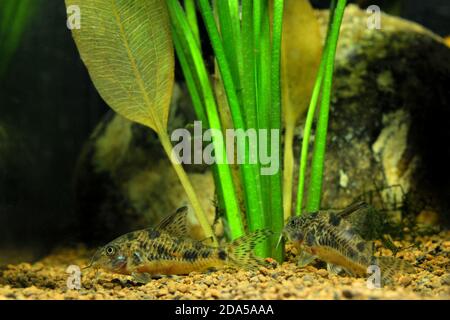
[283,202,414,284]
[89,207,271,283]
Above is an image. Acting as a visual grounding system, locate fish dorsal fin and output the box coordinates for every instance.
[337,201,369,218]
[155,206,189,237]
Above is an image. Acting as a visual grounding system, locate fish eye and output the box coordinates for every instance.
[287,217,298,228]
[105,246,116,256]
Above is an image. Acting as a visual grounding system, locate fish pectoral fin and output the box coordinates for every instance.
[297,251,316,268]
[131,272,156,284]
[131,272,182,283]
[326,263,343,275]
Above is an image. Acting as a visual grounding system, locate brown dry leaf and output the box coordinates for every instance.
[281,0,323,126]
[281,0,323,219]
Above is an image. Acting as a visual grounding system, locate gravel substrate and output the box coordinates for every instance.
[0,232,449,300]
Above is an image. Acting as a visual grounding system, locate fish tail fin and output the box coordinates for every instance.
[225,229,273,270]
[375,256,415,284]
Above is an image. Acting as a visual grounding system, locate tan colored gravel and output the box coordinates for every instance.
[0,232,449,300]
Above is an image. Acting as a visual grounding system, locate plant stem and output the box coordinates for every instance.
[270,0,285,262]
[158,130,217,245]
[305,0,347,213]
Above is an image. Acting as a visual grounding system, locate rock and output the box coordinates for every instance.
[73,5,450,242]
[342,289,354,299]
[399,275,412,286]
[155,288,169,297]
[209,288,220,298]
[301,5,450,231]
[177,284,188,293]
[317,269,328,277]
[441,274,450,286]
[302,275,314,284]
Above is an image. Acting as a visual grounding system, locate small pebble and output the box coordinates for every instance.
[440,275,450,286]
[317,269,328,277]
[399,275,412,286]
[342,289,354,299]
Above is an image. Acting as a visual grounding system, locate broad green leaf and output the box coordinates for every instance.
[65,0,174,133]
[281,0,322,126]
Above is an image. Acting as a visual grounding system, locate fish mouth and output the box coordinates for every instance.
[111,256,127,271]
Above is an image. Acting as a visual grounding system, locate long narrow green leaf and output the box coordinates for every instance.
[270,0,285,262]
[256,2,272,230]
[215,0,241,93]
[296,0,336,215]
[197,0,268,256]
[171,26,207,124]
[306,0,347,212]
[167,0,245,240]
[184,0,200,46]
[240,0,257,129]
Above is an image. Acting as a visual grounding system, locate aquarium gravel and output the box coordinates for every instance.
[1,232,448,300]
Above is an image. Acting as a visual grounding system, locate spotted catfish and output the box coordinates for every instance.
[283,202,414,285]
[88,207,272,283]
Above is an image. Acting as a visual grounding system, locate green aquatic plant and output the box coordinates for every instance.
[296,0,347,214]
[66,0,346,261]
[167,0,283,258]
[0,0,38,77]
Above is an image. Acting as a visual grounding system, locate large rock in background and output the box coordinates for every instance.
[305,5,450,226]
[74,5,450,244]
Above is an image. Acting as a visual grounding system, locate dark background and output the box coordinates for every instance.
[0,0,449,261]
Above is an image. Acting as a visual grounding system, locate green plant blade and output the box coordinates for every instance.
[270,0,285,262]
[167,0,244,241]
[306,0,347,212]
[296,0,336,216]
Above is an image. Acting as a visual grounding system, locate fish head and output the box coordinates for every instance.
[283,216,306,244]
[283,212,319,245]
[89,240,128,274]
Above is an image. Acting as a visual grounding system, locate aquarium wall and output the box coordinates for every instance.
[0,0,108,261]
